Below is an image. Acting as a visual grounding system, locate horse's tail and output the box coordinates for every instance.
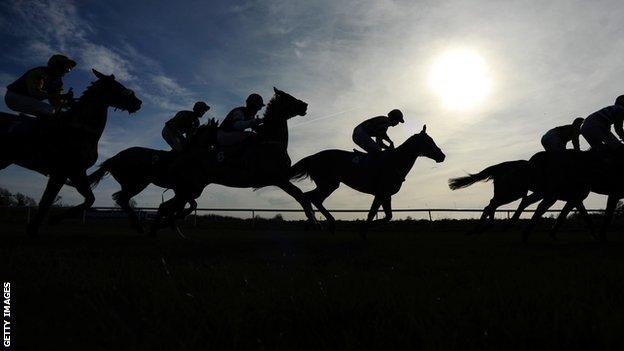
[448,160,528,190]
[290,156,312,181]
[88,158,114,188]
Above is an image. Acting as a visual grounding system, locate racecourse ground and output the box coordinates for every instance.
[2,216,624,350]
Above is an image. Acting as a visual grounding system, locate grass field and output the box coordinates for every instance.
[2,217,624,350]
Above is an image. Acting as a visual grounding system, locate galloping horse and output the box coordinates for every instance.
[507,150,624,242]
[148,87,318,234]
[0,69,142,236]
[87,119,219,233]
[290,125,446,236]
[449,150,617,242]
[448,160,532,235]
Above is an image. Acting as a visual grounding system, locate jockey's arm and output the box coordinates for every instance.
[374,137,387,149]
[380,132,394,148]
[572,134,580,151]
[231,110,257,131]
[25,71,48,100]
[187,119,200,137]
[48,90,64,110]
[614,119,624,141]
[232,119,257,131]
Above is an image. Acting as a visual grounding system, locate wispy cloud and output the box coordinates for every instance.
[2,0,624,213]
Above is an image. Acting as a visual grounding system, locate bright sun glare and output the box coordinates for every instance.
[429,49,492,110]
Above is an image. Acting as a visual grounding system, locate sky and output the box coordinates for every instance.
[1,0,623,219]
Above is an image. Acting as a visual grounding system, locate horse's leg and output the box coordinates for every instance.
[306,181,339,233]
[177,199,197,219]
[468,198,501,235]
[599,196,619,242]
[114,182,149,234]
[521,197,556,243]
[150,195,187,236]
[574,202,596,241]
[277,181,318,227]
[507,192,543,229]
[361,196,383,239]
[27,175,66,237]
[49,173,95,225]
[548,202,575,240]
[150,197,174,236]
[376,196,393,224]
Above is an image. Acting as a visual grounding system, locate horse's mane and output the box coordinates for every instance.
[262,94,283,122]
[77,80,106,102]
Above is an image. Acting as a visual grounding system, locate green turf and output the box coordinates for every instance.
[2,219,624,350]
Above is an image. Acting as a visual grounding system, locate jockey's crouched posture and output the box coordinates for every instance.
[541,117,584,151]
[162,101,210,152]
[352,109,404,153]
[581,95,624,151]
[5,54,76,117]
[217,93,264,146]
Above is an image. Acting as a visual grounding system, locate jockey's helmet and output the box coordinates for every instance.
[246,93,265,109]
[388,109,404,123]
[193,101,210,113]
[47,54,76,73]
[572,117,584,127]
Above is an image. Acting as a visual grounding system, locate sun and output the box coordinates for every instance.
[429,49,492,110]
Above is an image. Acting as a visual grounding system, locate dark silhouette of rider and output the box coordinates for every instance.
[581,95,624,151]
[217,93,264,145]
[541,117,584,151]
[162,101,210,152]
[352,109,404,153]
[5,54,76,117]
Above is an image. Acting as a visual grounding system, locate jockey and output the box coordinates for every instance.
[352,109,404,153]
[580,95,624,151]
[541,117,584,151]
[5,54,76,117]
[162,101,210,152]
[217,93,264,146]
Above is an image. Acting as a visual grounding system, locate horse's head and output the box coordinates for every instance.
[90,69,142,114]
[263,87,308,122]
[409,125,446,163]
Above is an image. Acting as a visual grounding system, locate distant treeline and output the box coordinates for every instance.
[0,187,37,207]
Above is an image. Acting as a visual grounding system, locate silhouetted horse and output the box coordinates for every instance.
[449,151,601,242]
[509,150,623,242]
[148,87,318,234]
[87,119,219,233]
[0,69,142,236]
[290,125,445,236]
[448,160,531,235]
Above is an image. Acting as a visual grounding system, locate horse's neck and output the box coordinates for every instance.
[391,138,419,176]
[67,99,109,138]
[261,119,288,149]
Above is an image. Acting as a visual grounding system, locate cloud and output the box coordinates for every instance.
[2,0,623,214]
[1,0,192,110]
[80,43,135,81]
